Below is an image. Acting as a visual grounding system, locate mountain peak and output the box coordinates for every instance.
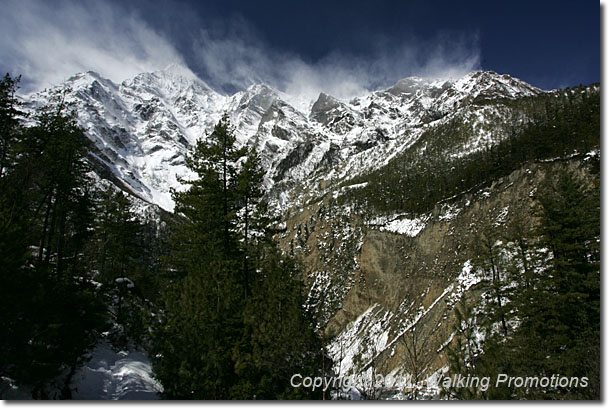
[310,92,344,123]
[154,63,212,90]
[244,83,278,97]
[65,71,115,87]
[385,76,447,96]
[122,66,218,102]
[455,70,542,99]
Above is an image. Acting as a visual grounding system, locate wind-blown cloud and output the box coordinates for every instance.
[0,0,187,93]
[1,0,481,101]
[193,19,481,102]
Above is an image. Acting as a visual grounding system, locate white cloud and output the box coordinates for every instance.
[193,21,481,102]
[0,0,187,92]
[1,0,481,100]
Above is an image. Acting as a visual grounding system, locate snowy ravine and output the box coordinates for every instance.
[71,343,162,400]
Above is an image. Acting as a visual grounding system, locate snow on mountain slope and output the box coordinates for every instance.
[16,66,561,399]
[22,67,543,212]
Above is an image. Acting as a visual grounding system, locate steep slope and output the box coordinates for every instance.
[22,68,541,213]
[279,153,599,397]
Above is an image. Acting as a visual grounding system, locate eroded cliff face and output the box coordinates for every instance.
[278,155,595,393]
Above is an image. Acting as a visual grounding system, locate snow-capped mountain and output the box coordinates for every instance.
[22,66,542,212]
[19,65,600,398]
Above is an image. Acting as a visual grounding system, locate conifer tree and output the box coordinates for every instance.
[232,246,323,399]
[447,167,600,399]
[95,188,143,282]
[0,74,31,390]
[153,115,246,399]
[93,187,153,348]
[152,116,322,399]
[0,73,22,181]
[510,169,600,398]
[1,86,106,398]
[236,146,270,298]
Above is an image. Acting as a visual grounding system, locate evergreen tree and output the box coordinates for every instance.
[92,187,154,348]
[232,247,323,399]
[0,86,106,399]
[152,116,321,399]
[235,146,272,298]
[446,167,600,399]
[152,116,247,399]
[190,114,246,255]
[0,74,32,392]
[94,188,143,282]
[509,169,600,399]
[0,73,22,181]
[444,296,485,400]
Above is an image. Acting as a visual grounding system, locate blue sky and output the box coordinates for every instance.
[0,0,600,96]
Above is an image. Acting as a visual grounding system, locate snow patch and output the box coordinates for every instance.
[368,214,429,237]
[380,216,428,237]
[72,343,162,400]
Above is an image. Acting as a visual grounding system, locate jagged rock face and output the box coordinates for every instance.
[310,92,360,135]
[22,68,541,213]
[310,93,342,123]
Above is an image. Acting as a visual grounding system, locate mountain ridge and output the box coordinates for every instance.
[21,67,544,212]
[9,65,599,398]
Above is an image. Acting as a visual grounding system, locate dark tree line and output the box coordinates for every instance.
[1,74,169,398]
[1,75,107,398]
